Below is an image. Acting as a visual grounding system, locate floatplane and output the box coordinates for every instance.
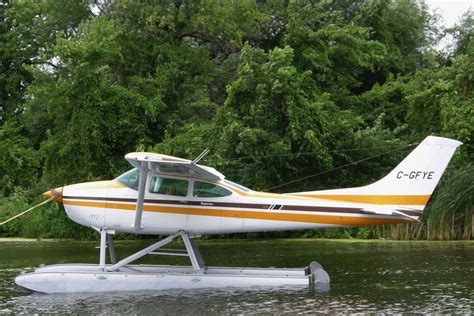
[14,135,461,293]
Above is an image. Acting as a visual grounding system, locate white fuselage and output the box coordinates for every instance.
[61,177,414,235]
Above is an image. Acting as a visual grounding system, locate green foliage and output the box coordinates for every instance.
[217,44,340,189]
[0,0,472,239]
[284,1,387,99]
[357,0,435,73]
[0,189,30,236]
[0,123,40,196]
[0,0,91,124]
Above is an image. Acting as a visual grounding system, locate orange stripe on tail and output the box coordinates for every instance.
[292,194,431,206]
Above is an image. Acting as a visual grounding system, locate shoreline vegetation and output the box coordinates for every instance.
[0,1,472,240]
[0,237,472,244]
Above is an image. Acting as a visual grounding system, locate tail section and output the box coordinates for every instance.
[293,136,462,211]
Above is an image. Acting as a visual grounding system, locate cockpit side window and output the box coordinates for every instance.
[149,176,188,197]
[115,168,140,190]
[193,181,232,198]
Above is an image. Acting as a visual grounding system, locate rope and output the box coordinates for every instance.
[206,144,417,161]
[0,196,55,226]
[264,143,418,192]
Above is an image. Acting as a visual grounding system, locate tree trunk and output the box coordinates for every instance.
[462,79,469,98]
[471,214,473,240]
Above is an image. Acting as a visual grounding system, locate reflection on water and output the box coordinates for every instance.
[0,239,473,314]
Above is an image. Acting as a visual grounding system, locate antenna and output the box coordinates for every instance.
[192,149,210,164]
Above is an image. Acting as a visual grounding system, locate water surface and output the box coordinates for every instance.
[0,239,472,314]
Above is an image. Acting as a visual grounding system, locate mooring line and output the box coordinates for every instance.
[209,143,418,161]
[0,196,55,226]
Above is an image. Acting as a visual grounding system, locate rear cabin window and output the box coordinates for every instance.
[193,181,232,198]
[149,177,188,197]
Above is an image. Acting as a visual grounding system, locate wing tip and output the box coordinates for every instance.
[125,152,190,163]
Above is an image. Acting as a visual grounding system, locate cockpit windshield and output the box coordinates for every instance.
[116,168,140,190]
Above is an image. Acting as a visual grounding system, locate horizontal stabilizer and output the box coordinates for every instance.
[361,207,421,222]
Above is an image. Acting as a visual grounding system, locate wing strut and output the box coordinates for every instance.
[134,161,149,230]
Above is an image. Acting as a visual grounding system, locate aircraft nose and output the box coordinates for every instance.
[43,187,63,202]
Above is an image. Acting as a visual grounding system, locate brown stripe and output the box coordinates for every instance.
[63,196,354,214]
[187,201,270,209]
[282,205,361,214]
[63,196,135,202]
[63,196,272,209]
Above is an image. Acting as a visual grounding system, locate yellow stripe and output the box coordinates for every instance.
[220,183,248,196]
[67,180,127,190]
[63,200,413,226]
[292,194,430,205]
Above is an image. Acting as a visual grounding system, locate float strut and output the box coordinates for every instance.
[104,232,205,273]
[99,229,107,270]
[107,233,179,272]
[107,233,117,264]
[181,231,205,272]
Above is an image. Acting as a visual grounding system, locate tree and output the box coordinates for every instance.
[0,0,472,239]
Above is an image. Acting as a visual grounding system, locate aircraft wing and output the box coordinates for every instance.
[125,152,224,181]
